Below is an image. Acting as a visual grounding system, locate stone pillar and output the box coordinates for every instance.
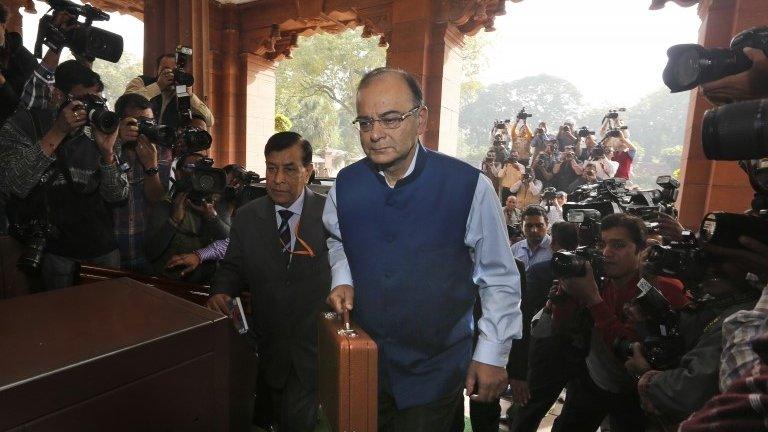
[241,54,277,175]
[677,0,768,228]
[3,0,30,34]
[386,0,464,156]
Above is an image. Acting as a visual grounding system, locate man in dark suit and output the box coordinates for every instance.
[207,131,330,432]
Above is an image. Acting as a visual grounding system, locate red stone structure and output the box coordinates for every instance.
[3,0,765,226]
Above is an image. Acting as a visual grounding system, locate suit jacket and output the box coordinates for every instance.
[212,188,330,390]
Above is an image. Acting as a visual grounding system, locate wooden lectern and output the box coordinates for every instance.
[0,278,256,431]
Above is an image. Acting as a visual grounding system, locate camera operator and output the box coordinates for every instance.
[111,93,173,273]
[552,145,583,191]
[509,222,581,432]
[0,60,127,290]
[531,142,556,188]
[567,162,599,194]
[511,117,534,165]
[550,214,688,431]
[143,152,230,283]
[577,133,598,162]
[510,170,543,209]
[162,164,247,277]
[539,188,564,228]
[611,135,637,180]
[557,120,578,152]
[481,149,501,191]
[511,205,552,270]
[622,273,759,424]
[0,2,37,124]
[529,121,554,164]
[504,195,522,227]
[498,150,526,203]
[124,53,214,131]
[587,145,618,180]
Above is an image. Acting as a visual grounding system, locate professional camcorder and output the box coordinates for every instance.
[552,247,606,280]
[517,107,533,121]
[606,108,626,120]
[614,285,683,370]
[565,176,679,222]
[62,94,119,133]
[174,45,195,121]
[174,157,227,205]
[34,0,123,62]
[663,26,768,93]
[644,232,708,281]
[577,127,596,138]
[225,166,267,208]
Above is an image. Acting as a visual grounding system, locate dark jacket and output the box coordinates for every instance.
[0,32,37,124]
[211,188,330,391]
[508,259,552,379]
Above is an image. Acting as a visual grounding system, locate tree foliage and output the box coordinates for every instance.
[275,28,386,161]
[92,52,143,106]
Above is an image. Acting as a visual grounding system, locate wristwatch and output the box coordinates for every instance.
[144,166,159,176]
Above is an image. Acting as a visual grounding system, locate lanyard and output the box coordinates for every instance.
[278,218,316,258]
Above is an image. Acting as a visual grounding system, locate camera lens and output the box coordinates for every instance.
[699,212,768,250]
[702,99,768,160]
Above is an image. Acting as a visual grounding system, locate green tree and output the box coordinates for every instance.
[275,28,386,161]
[92,52,143,106]
[275,113,292,132]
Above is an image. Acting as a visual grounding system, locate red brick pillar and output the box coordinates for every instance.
[677,0,768,228]
[241,54,277,175]
[386,0,464,156]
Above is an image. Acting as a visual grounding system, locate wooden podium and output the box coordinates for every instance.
[0,278,256,431]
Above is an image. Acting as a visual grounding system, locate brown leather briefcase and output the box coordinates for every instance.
[318,311,378,432]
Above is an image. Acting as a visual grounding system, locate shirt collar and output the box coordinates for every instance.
[377,142,421,182]
[523,234,551,252]
[275,187,307,216]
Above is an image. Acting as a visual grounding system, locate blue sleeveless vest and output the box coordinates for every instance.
[335,145,480,408]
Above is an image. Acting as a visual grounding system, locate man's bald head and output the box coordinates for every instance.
[357,67,424,108]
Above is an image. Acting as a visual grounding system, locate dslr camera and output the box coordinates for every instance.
[517,107,533,121]
[225,166,267,208]
[128,119,212,157]
[34,0,123,62]
[8,219,57,274]
[551,247,606,280]
[614,285,682,370]
[62,94,119,133]
[174,157,227,205]
[663,26,768,93]
[577,127,596,138]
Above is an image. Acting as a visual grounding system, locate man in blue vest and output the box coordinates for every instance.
[323,67,522,431]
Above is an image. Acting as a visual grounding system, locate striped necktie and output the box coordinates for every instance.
[278,209,293,266]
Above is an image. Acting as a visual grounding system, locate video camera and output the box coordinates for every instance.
[174,45,195,122]
[62,94,119,133]
[128,119,212,157]
[225,166,267,208]
[173,157,227,205]
[517,107,533,121]
[645,232,708,281]
[34,0,123,63]
[552,247,606,280]
[663,26,768,93]
[541,187,557,203]
[577,127,596,138]
[605,108,626,120]
[614,285,682,370]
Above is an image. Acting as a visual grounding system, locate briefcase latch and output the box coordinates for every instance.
[323,312,358,337]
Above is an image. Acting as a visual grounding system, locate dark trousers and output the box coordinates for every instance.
[253,366,318,432]
[41,249,120,291]
[470,399,501,432]
[511,335,582,432]
[379,390,463,432]
[552,370,645,432]
[500,187,513,205]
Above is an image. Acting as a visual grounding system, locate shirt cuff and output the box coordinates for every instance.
[330,260,354,291]
[472,336,513,368]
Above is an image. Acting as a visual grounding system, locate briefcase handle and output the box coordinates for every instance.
[322,311,358,338]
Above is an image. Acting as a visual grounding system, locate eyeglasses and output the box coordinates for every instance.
[352,106,422,132]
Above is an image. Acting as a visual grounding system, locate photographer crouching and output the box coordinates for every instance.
[143,152,230,283]
[550,214,688,431]
[0,60,127,290]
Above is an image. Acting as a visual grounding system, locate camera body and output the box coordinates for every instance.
[541,187,557,203]
[8,219,57,273]
[62,94,119,133]
[577,127,596,138]
[614,286,682,370]
[663,26,768,93]
[34,0,123,62]
[552,246,606,279]
[134,118,175,147]
[174,157,227,205]
[517,107,533,121]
